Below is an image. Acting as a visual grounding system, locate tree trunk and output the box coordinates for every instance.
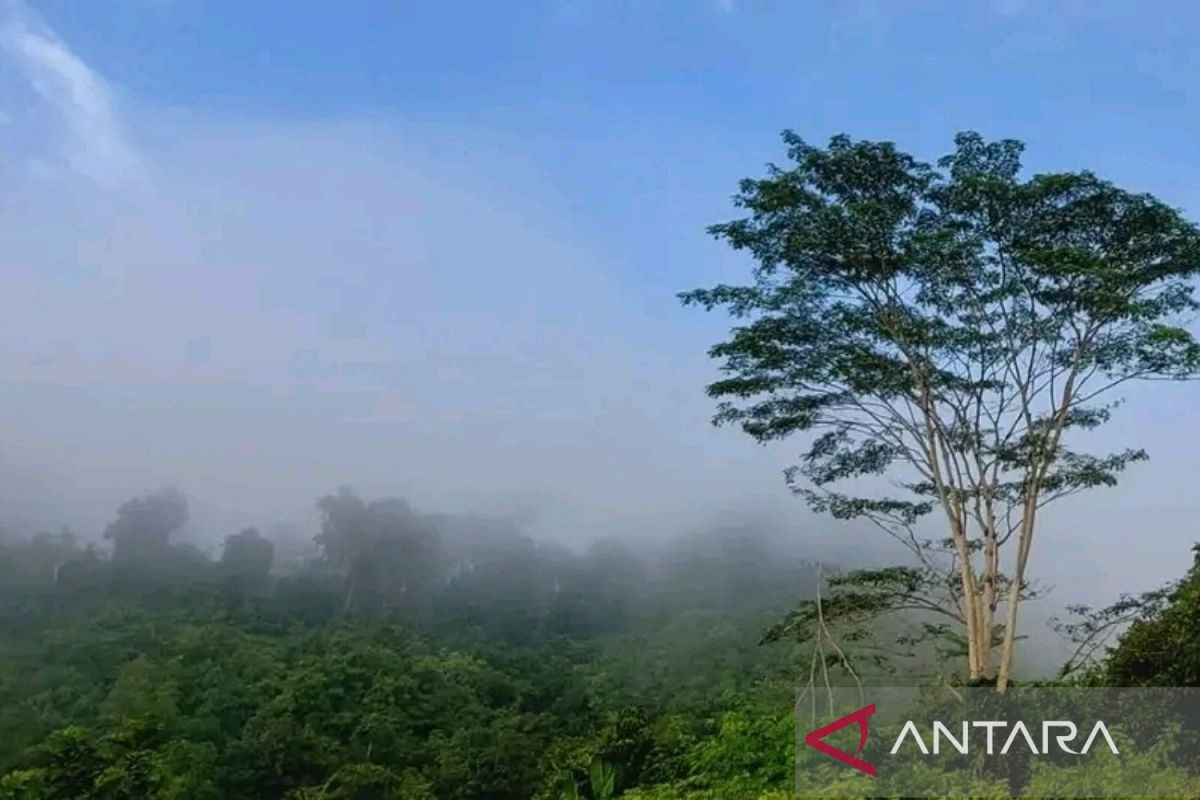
[996,498,1037,691]
[952,531,986,682]
[996,574,1022,691]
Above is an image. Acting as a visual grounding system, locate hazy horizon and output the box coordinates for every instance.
[3,0,1200,619]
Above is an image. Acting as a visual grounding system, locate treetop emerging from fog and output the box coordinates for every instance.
[682,131,1200,689]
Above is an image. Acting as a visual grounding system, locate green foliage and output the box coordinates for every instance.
[587,758,616,800]
[288,763,434,800]
[1024,735,1200,799]
[1101,543,1200,686]
[685,709,792,796]
[0,768,51,800]
[0,493,822,799]
[683,131,1200,475]
[13,484,1199,797]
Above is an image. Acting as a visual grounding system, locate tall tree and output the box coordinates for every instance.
[103,487,189,568]
[683,131,1200,687]
[315,488,440,611]
[219,528,275,595]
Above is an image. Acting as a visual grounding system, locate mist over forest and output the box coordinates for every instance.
[0,482,832,798]
[6,1,1200,798]
[1,476,1196,798]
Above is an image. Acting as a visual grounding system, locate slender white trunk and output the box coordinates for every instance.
[996,497,1037,691]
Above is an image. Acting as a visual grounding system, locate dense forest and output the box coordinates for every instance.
[0,486,814,799]
[0,486,1198,799]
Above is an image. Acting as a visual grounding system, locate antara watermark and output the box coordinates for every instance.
[889,719,1120,756]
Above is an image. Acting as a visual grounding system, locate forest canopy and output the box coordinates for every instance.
[1,480,1197,799]
[0,485,820,799]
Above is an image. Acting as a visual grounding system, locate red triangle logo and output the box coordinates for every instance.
[803,702,876,777]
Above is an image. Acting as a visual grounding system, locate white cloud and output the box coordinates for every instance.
[0,3,806,544]
[0,0,143,185]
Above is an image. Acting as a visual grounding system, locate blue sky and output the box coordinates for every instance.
[53,0,1200,325]
[1,0,1199,609]
[20,0,1200,310]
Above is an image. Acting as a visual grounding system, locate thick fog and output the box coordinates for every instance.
[1,0,1198,634]
[0,0,816,550]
